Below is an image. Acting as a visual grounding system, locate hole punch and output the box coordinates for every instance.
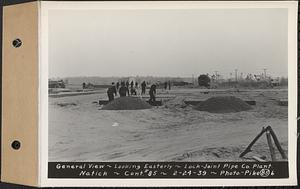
[12,38,22,48]
[11,140,21,150]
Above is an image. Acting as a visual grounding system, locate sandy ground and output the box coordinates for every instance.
[49,88,288,162]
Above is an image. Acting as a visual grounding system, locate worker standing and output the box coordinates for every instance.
[119,82,129,97]
[116,82,120,91]
[168,80,171,90]
[149,84,156,104]
[129,81,134,95]
[125,81,130,96]
[141,81,146,95]
[107,82,117,101]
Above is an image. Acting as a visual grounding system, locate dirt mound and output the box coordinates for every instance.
[195,96,252,113]
[102,97,152,110]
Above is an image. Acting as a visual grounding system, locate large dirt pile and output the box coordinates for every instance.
[195,96,252,113]
[102,97,152,110]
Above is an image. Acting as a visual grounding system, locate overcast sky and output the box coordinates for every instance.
[48,8,288,78]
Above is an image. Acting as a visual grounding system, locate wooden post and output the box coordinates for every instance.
[240,127,267,157]
[252,156,267,162]
[268,126,287,159]
[266,130,276,161]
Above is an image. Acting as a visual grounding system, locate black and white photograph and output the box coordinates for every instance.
[40,1,297,186]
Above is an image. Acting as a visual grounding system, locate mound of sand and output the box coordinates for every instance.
[195,96,252,113]
[102,97,152,110]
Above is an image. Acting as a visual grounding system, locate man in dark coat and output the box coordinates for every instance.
[129,81,134,95]
[141,81,146,95]
[149,84,156,103]
[125,81,130,95]
[164,81,168,90]
[119,82,129,97]
[107,82,117,101]
[116,82,120,91]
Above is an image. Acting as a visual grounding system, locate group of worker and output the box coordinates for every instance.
[106,81,157,102]
[164,81,172,90]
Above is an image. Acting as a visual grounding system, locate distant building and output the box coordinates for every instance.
[49,80,66,88]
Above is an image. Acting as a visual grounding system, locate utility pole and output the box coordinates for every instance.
[215,71,218,82]
[235,69,238,82]
[263,68,267,79]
